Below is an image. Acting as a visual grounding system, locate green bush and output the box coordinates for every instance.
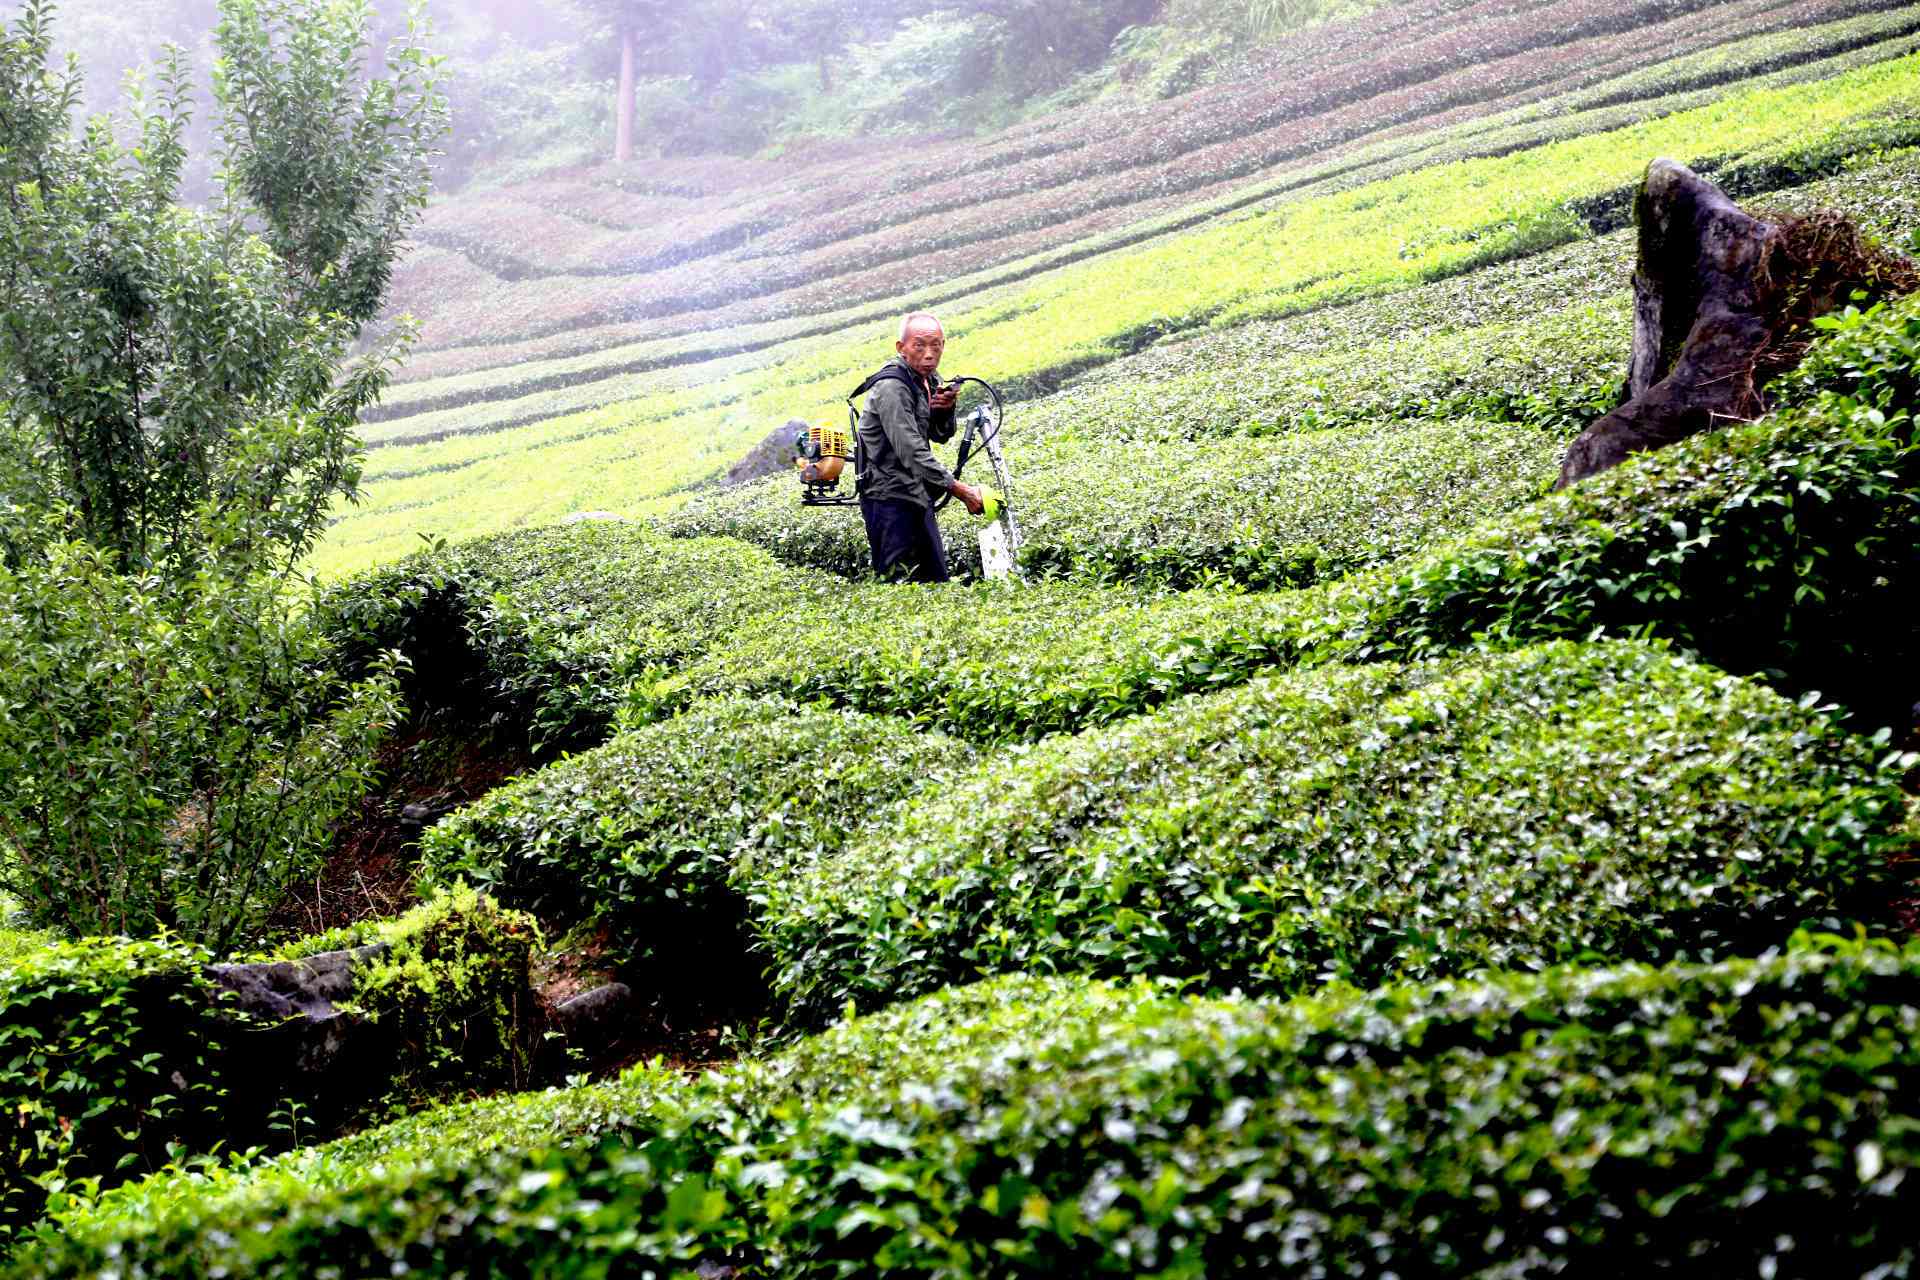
[671,417,1563,588]
[0,936,226,1237]
[1299,296,1920,723]
[418,698,976,977]
[762,640,1910,1024]
[317,521,809,746]
[0,532,400,951]
[0,888,537,1238]
[26,937,1920,1276]
[670,291,1920,739]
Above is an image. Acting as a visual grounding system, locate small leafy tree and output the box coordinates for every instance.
[0,0,443,949]
[0,0,442,576]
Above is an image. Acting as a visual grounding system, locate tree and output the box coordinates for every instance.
[0,0,445,577]
[0,0,443,949]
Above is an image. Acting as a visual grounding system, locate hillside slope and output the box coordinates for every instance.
[316,0,1920,575]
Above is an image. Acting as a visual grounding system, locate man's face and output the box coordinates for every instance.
[898,323,945,377]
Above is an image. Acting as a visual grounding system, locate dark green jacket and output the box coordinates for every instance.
[855,356,957,509]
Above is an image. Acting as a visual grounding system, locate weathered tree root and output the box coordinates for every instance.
[1557,159,1917,488]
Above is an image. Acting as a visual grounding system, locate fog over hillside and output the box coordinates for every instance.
[19,0,1378,191]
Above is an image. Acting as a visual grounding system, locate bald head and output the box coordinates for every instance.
[897,312,945,377]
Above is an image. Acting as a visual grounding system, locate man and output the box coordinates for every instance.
[853,312,986,583]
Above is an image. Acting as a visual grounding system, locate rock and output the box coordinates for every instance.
[206,943,388,1075]
[722,421,805,489]
[398,801,451,839]
[553,982,633,1050]
[1557,159,1915,487]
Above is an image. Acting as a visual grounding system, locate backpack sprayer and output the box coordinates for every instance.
[794,374,1024,578]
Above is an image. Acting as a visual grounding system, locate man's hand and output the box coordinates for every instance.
[930,386,958,413]
[950,480,985,516]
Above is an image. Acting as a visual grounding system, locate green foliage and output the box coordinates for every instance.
[0,887,537,1239]
[0,529,401,951]
[419,699,975,973]
[1295,300,1920,720]
[668,290,1920,739]
[0,936,223,1238]
[672,417,1564,588]
[762,640,1911,1024]
[0,0,446,950]
[214,0,446,327]
[26,937,1920,1276]
[316,520,803,746]
[291,885,543,1111]
[1781,291,1920,411]
[0,0,444,576]
[334,287,1920,764]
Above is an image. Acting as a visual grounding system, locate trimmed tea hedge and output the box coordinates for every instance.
[326,291,1919,750]
[0,889,536,1238]
[670,417,1564,589]
[418,697,976,971]
[667,292,1920,739]
[317,521,813,745]
[25,937,1920,1276]
[761,640,1910,1024]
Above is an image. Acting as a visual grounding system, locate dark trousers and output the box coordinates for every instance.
[860,496,949,583]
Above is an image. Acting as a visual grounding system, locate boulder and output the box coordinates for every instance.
[207,943,388,1074]
[553,981,634,1052]
[723,420,805,488]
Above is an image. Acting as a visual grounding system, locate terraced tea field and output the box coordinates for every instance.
[13,1,1920,1273]
[320,0,1920,574]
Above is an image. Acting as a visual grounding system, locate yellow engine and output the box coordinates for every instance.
[795,422,856,505]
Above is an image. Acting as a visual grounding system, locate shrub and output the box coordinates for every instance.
[0,937,225,1238]
[317,521,808,746]
[762,640,1911,1024]
[418,699,976,979]
[0,532,401,951]
[25,937,1920,1276]
[0,889,536,1238]
[672,418,1563,588]
[1301,298,1920,725]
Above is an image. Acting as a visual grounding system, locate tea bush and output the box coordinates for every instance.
[339,308,1917,752]
[671,417,1564,588]
[762,640,1910,1024]
[25,937,1920,1276]
[418,698,976,971]
[673,291,1920,738]
[317,521,810,745]
[0,889,536,1238]
[1304,296,1920,721]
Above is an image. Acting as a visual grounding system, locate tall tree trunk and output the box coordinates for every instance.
[615,26,636,165]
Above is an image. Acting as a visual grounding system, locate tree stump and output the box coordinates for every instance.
[1557,159,1916,488]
